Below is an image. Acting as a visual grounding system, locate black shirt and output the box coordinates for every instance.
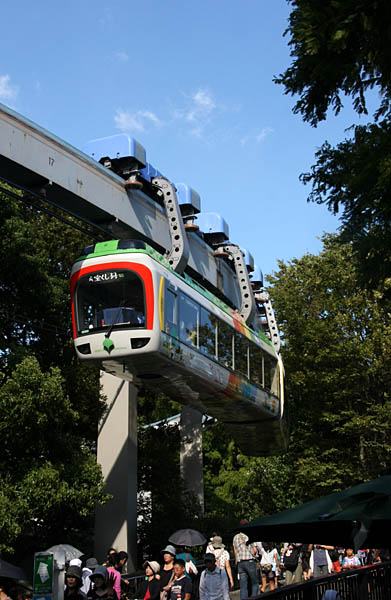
[160,569,174,590]
[137,579,160,600]
[169,576,192,600]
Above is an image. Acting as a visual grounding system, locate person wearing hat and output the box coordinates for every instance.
[81,558,99,596]
[160,545,176,597]
[199,554,229,600]
[87,566,117,600]
[65,565,87,600]
[136,561,161,600]
[208,537,234,590]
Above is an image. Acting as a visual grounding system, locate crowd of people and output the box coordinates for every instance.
[60,543,234,600]
[1,529,389,600]
[232,520,390,597]
[59,528,390,600]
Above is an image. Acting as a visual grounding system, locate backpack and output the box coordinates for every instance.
[283,547,300,571]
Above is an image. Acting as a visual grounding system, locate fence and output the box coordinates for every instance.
[123,561,391,600]
[250,561,391,600]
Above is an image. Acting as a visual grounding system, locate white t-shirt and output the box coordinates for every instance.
[261,549,278,569]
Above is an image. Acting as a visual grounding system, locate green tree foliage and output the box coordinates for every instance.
[276,1,391,290]
[0,356,108,555]
[268,234,391,500]
[276,0,391,125]
[300,120,391,291]
[203,423,293,521]
[0,189,107,557]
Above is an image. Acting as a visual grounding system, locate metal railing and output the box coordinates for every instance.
[251,561,391,600]
[122,561,391,600]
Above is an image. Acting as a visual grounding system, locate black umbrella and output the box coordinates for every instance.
[168,529,206,546]
[0,559,26,580]
[240,475,391,550]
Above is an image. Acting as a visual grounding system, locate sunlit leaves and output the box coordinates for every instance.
[268,234,391,493]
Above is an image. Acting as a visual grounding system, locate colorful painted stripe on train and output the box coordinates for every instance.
[231,309,264,346]
[227,372,254,400]
[227,372,278,415]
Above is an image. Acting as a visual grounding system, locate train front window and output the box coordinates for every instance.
[75,269,146,335]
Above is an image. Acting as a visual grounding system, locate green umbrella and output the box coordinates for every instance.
[241,475,391,550]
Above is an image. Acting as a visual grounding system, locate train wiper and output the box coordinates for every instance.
[105,304,124,339]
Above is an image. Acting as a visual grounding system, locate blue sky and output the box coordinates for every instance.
[0,1,370,277]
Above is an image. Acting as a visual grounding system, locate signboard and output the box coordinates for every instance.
[33,553,54,596]
[88,271,125,284]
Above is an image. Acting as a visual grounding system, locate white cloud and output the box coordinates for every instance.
[186,89,216,122]
[171,87,218,139]
[115,51,129,63]
[114,109,162,132]
[139,110,161,126]
[0,75,18,101]
[240,127,274,147]
[255,127,274,143]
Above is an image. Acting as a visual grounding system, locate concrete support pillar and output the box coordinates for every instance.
[95,372,138,571]
[180,406,204,515]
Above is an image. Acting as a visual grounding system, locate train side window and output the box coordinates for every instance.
[179,293,198,347]
[249,342,263,386]
[234,332,249,378]
[165,288,178,338]
[217,320,233,368]
[264,351,277,393]
[199,308,216,358]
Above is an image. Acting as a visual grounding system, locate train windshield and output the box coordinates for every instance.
[75,269,146,336]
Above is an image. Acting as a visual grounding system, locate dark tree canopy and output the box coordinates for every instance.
[276,0,391,125]
[0,190,107,557]
[300,120,391,290]
[276,1,391,291]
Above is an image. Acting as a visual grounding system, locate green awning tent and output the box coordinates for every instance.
[241,475,391,550]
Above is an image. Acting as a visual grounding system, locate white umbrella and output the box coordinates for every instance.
[46,544,83,562]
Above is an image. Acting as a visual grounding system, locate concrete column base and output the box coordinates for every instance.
[95,372,138,571]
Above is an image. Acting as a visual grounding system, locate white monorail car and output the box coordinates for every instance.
[70,239,287,455]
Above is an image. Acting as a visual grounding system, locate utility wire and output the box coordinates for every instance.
[0,177,109,240]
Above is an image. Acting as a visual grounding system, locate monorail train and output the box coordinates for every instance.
[70,239,287,455]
